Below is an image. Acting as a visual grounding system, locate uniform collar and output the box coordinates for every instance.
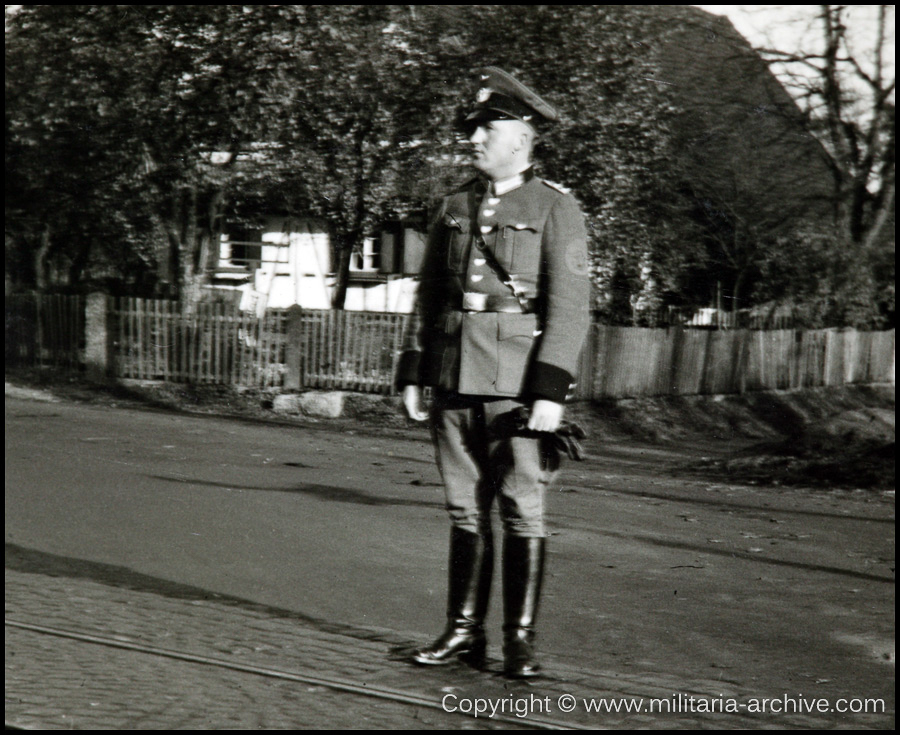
[487,166,535,196]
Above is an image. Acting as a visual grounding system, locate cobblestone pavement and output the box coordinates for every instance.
[7,566,891,730]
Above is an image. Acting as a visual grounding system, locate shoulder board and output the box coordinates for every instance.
[540,179,572,195]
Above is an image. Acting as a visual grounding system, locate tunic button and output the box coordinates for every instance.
[488,197,501,206]
[480,225,492,234]
[471,274,484,282]
[474,258,486,266]
[483,209,495,217]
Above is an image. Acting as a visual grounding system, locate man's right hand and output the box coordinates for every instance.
[403,384,429,421]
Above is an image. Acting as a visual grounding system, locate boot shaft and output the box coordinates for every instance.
[502,535,546,678]
[447,527,494,624]
[502,536,545,632]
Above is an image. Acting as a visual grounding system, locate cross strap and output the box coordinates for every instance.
[472,232,534,313]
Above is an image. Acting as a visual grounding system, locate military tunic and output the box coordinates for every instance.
[398,168,591,402]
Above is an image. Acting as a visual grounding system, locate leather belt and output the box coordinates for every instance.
[461,292,537,314]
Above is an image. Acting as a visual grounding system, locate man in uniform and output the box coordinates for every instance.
[396,67,591,678]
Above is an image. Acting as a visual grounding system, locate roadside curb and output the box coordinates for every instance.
[5,382,60,403]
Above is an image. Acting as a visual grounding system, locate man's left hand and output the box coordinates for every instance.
[528,399,564,433]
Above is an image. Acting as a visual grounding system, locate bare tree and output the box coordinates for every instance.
[757,5,894,253]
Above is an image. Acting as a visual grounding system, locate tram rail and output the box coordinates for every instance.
[6,618,592,731]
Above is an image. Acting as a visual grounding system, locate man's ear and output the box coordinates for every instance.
[514,128,531,155]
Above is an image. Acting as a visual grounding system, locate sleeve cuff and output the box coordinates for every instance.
[395,350,421,391]
[525,362,575,403]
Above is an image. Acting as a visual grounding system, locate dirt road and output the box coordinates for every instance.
[5,388,894,729]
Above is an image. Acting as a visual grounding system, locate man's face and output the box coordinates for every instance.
[468,118,530,180]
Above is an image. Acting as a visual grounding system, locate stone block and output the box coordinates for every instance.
[297,391,346,418]
[271,393,302,415]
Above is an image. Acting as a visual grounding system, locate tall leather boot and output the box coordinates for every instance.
[502,535,545,678]
[412,527,493,667]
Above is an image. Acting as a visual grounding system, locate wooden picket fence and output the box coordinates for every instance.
[106,299,409,393]
[4,293,895,397]
[588,325,895,398]
[5,293,84,369]
[293,309,410,393]
[109,298,288,388]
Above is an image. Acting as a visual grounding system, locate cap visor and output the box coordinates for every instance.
[465,108,515,123]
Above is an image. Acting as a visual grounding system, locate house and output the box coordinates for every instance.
[654,5,834,221]
[207,215,427,315]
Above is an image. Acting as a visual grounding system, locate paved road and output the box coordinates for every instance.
[5,392,895,729]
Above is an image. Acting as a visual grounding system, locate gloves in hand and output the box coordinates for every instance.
[488,406,587,461]
[549,418,588,461]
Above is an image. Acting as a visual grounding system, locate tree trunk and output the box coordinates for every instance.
[180,185,201,307]
[731,268,747,319]
[33,225,52,291]
[863,181,895,253]
[331,241,353,309]
[165,183,226,309]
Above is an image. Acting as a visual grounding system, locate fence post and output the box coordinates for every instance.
[284,304,304,390]
[85,292,111,381]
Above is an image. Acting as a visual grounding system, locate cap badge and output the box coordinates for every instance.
[476,87,492,103]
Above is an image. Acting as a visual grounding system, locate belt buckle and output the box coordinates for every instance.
[462,292,488,312]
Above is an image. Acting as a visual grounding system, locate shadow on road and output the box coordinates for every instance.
[146,475,445,508]
[593,529,894,583]
[4,542,418,648]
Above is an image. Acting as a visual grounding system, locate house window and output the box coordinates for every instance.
[351,237,381,272]
[227,227,264,268]
[347,222,425,276]
[230,242,263,265]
